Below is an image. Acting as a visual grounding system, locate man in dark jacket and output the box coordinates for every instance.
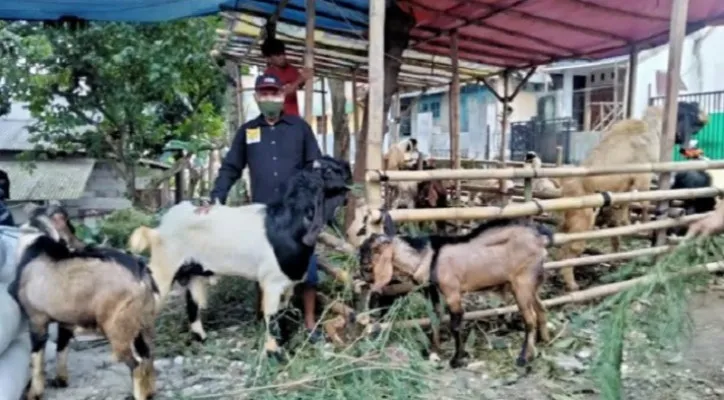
[196,74,323,341]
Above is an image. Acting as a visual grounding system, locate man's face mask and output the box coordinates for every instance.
[256,92,284,119]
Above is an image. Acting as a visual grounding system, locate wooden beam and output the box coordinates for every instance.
[449,30,461,215]
[366,0,385,211]
[321,77,328,154]
[656,0,690,246]
[389,93,400,144]
[303,0,316,126]
[498,70,511,204]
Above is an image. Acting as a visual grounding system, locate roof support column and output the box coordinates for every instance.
[624,45,639,119]
[365,0,386,213]
[449,29,461,222]
[654,0,690,242]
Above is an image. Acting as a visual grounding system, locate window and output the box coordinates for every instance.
[418,95,442,126]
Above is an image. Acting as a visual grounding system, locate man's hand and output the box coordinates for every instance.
[686,211,724,239]
[300,67,313,81]
[194,199,213,215]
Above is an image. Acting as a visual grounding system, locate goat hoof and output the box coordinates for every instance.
[49,376,68,388]
[449,357,467,369]
[515,356,528,368]
[190,332,207,343]
[266,349,287,364]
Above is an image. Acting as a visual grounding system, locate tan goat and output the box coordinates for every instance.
[557,102,708,291]
[359,218,553,368]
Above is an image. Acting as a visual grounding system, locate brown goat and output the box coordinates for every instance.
[359,218,553,368]
[557,103,708,291]
[11,209,157,400]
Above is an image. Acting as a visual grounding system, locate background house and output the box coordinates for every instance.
[0,102,169,222]
[528,26,724,164]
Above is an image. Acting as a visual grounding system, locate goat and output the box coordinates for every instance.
[128,156,352,360]
[523,151,561,197]
[384,138,422,210]
[9,207,158,400]
[359,218,553,368]
[414,159,450,233]
[557,102,708,291]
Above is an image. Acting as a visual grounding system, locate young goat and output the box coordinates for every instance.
[359,218,553,368]
[9,207,158,400]
[129,156,352,360]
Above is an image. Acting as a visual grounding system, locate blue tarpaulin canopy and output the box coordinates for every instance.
[0,0,368,33]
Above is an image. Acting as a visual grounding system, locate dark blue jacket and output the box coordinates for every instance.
[210,114,322,205]
[0,201,14,227]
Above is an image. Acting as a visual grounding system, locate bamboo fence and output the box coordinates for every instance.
[374,187,721,222]
[368,159,724,182]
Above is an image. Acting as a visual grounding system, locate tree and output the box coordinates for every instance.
[2,18,228,203]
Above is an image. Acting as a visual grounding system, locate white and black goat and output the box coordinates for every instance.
[128,156,352,360]
[9,206,158,400]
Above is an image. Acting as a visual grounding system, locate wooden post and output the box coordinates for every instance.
[321,77,328,154]
[613,62,619,115]
[655,0,690,246]
[390,93,401,144]
[303,0,315,126]
[449,30,461,215]
[556,145,564,166]
[583,75,592,131]
[624,46,639,118]
[366,0,385,212]
[237,64,245,125]
[498,70,510,205]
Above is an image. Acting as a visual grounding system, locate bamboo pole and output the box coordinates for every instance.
[375,260,724,330]
[367,159,724,182]
[366,0,385,212]
[556,146,564,166]
[318,231,357,254]
[321,77,328,154]
[303,0,315,126]
[544,246,672,270]
[373,187,721,222]
[553,212,705,244]
[656,0,690,246]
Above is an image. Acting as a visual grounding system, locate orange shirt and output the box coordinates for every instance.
[264,64,301,117]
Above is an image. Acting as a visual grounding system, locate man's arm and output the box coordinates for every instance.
[210,126,248,205]
[302,121,323,164]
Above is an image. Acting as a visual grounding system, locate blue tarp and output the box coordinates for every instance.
[0,0,369,34]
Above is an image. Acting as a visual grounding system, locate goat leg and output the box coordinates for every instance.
[185,289,206,342]
[49,324,74,388]
[26,320,50,400]
[511,282,539,367]
[421,286,443,363]
[255,282,264,321]
[125,330,155,400]
[448,309,467,369]
[261,280,289,363]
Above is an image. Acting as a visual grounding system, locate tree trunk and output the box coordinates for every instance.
[345,3,416,231]
[329,78,350,161]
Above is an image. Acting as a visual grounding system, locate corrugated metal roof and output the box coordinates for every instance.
[0,158,96,201]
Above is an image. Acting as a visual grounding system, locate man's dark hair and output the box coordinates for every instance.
[261,38,285,57]
[0,169,9,200]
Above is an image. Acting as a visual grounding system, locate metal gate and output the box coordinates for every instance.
[510,117,574,164]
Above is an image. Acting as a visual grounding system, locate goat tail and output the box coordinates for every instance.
[129,226,160,254]
[533,223,555,247]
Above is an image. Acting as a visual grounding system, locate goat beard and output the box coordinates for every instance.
[302,189,326,246]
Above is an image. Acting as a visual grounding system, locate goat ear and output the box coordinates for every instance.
[302,189,326,246]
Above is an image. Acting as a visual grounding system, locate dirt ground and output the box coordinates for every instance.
[38,287,724,400]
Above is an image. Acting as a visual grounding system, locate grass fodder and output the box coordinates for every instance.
[592,236,724,400]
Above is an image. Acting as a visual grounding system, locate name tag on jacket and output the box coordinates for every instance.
[246,128,261,144]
